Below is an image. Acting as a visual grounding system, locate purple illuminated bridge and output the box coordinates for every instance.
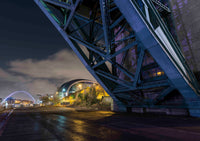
[1,91,36,105]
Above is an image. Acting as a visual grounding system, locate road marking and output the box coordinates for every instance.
[0,109,14,136]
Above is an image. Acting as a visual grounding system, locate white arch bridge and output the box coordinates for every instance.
[1,91,36,105]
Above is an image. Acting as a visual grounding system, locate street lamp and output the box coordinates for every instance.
[36,94,42,105]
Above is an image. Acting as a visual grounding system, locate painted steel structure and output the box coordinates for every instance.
[34,0,200,116]
[168,0,200,80]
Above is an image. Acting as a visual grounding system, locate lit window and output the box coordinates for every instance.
[62,88,66,92]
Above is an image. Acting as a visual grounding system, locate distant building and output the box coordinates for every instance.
[3,97,34,108]
[6,97,15,105]
[57,79,111,105]
[14,99,21,104]
[21,100,33,107]
[57,79,96,99]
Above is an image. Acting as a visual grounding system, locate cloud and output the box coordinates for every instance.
[0,68,11,78]
[25,79,58,95]
[0,49,95,99]
[9,49,94,80]
[0,68,27,83]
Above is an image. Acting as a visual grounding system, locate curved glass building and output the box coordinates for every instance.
[57,79,110,105]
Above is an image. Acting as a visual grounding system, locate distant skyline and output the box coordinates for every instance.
[0,0,94,100]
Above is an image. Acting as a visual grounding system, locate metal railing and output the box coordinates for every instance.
[132,0,200,93]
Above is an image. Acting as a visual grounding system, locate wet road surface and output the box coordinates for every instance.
[1,108,200,141]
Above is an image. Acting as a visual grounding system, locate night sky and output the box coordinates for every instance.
[0,0,93,100]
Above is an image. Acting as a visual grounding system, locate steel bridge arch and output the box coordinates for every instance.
[1,91,36,105]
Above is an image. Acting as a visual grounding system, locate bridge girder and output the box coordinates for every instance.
[34,0,200,116]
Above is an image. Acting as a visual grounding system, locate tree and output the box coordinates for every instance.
[40,95,50,105]
[74,86,100,106]
[51,95,61,105]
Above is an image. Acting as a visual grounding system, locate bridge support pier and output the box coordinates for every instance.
[111,103,200,117]
[189,109,200,117]
[187,100,200,117]
[132,107,189,116]
[111,99,127,112]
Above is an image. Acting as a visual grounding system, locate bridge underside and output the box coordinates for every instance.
[34,0,200,116]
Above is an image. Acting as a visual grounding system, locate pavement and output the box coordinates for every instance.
[0,107,200,141]
[0,109,13,136]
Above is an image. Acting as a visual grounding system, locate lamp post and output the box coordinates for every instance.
[36,94,42,105]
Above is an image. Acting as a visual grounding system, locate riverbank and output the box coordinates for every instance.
[29,105,111,113]
[0,106,5,113]
[0,104,111,114]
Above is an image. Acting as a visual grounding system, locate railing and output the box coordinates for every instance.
[132,0,200,92]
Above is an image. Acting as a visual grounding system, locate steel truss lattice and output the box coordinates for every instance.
[34,0,200,113]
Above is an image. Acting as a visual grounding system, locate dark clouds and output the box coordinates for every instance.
[0,0,95,100]
[0,0,69,66]
[0,49,94,99]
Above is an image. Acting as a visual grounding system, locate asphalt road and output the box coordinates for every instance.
[1,107,200,141]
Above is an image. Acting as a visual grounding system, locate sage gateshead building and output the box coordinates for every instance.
[56,79,110,105]
[57,79,97,99]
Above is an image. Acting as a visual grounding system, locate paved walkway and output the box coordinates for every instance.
[1,107,200,141]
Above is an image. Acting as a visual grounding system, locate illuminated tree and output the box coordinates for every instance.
[51,95,61,105]
[40,95,50,105]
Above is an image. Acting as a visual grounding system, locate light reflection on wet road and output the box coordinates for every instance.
[33,112,126,141]
[1,108,200,141]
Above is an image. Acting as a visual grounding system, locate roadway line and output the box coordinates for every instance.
[0,109,14,136]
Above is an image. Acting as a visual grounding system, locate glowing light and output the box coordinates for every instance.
[62,88,66,92]
[5,101,8,108]
[157,71,162,76]
[1,91,36,105]
[65,92,68,96]
[78,84,82,89]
